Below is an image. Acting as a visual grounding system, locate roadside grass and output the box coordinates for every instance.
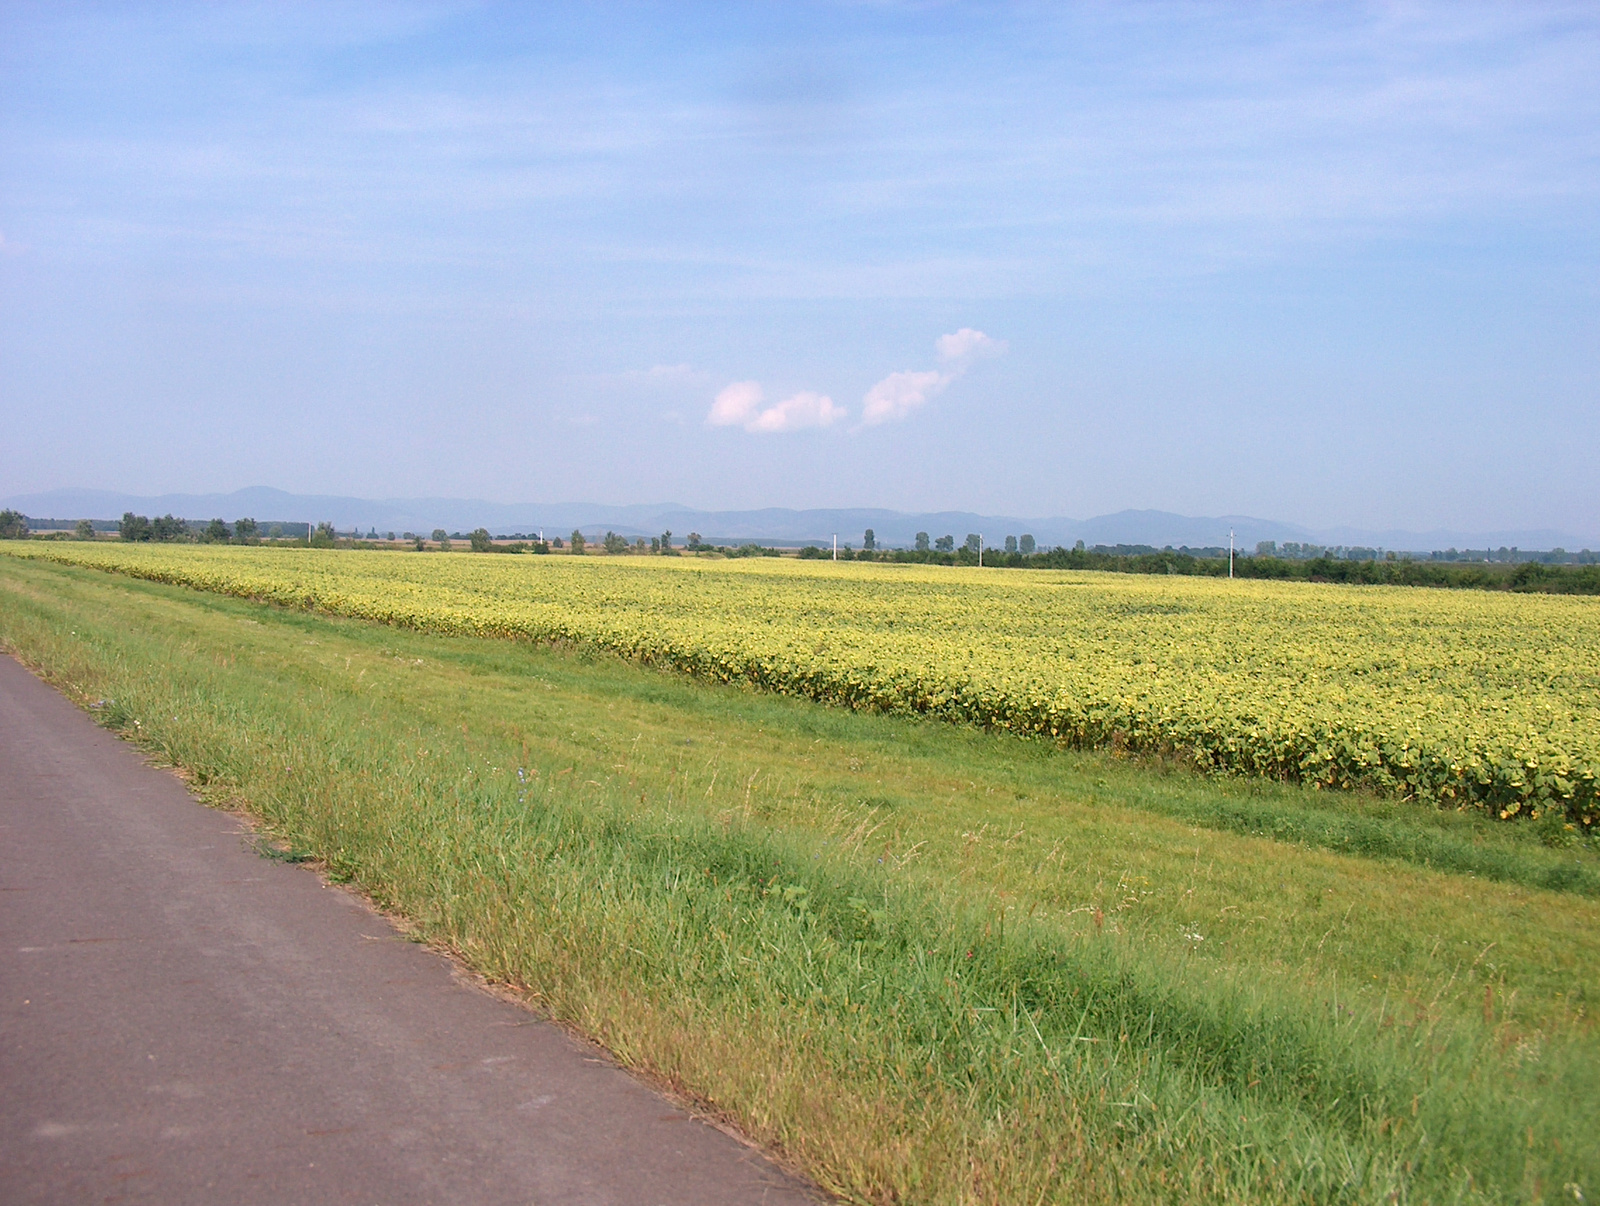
[2,555,1595,1204]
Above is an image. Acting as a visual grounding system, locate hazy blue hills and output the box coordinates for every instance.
[5,486,1592,553]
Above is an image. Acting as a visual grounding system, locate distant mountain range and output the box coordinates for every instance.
[5,486,1594,553]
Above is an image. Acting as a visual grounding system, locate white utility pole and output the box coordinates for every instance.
[832,534,837,561]
[1229,529,1235,579]
[978,535,983,568]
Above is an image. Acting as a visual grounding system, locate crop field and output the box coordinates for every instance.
[8,541,1598,826]
[2,551,1598,1203]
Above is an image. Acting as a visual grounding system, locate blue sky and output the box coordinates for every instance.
[2,2,1596,532]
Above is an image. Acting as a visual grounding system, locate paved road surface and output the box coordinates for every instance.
[0,654,820,1205]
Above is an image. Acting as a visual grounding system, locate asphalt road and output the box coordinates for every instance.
[0,654,820,1205]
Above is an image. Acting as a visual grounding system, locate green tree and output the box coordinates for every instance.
[570,530,586,554]
[915,531,929,552]
[1004,535,1017,554]
[431,528,449,551]
[603,530,628,555]
[413,535,426,551]
[659,530,676,555]
[311,522,337,548]
[686,532,703,551]
[74,519,96,541]
[120,513,150,541]
[934,534,954,552]
[1020,534,1035,555]
[149,515,177,540]
[469,528,492,552]
[863,528,876,551]
[964,534,981,554]
[150,514,185,542]
[204,518,231,543]
[0,509,28,539]
[233,518,259,544]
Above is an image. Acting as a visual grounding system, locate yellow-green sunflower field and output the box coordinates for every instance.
[10,541,1597,823]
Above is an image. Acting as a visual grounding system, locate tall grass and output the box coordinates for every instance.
[2,557,1594,1204]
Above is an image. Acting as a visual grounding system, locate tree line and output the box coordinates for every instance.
[116,513,266,543]
[8,508,1593,594]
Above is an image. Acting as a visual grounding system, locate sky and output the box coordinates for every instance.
[1,2,1597,533]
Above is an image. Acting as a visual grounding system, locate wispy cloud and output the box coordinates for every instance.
[707,380,845,433]
[860,329,1006,427]
[622,362,706,382]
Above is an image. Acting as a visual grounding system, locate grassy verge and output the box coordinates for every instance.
[2,556,1595,1203]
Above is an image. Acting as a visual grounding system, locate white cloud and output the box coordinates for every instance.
[936,327,1007,364]
[708,381,845,433]
[712,327,1002,433]
[860,369,948,426]
[708,380,764,426]
[860,328,1007,426]
[748,391,846,432]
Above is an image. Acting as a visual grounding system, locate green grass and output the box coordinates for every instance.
[2,555,1596,1204]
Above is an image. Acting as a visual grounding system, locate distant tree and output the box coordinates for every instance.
[634,537,648,554]
[366,528,378,540]
[469,527,492,552]
[120,512,150,541]
[430,528,449,550]
[1004,535,1018,554]
[863,528,876,551]
[151,514,186,542]
[1019,534,1035,555]
[915,531,929,552]
[413,535,426,551]
[204,518,231,543]
[0,509,29,539]
[233,517,259,544]
[267,523,284,539]
[1074,540,1085,552]
[311,521,338,548]
[386,531,396,542]
[570,530,586,554]
[964,534,981,554]
[603,530,628,555]
[934,534,954,552]
[650,536,660,554]
[686,532,703,551]
[1256,540,1278,557]
[74,519,96,541]
[659,530,677,555]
